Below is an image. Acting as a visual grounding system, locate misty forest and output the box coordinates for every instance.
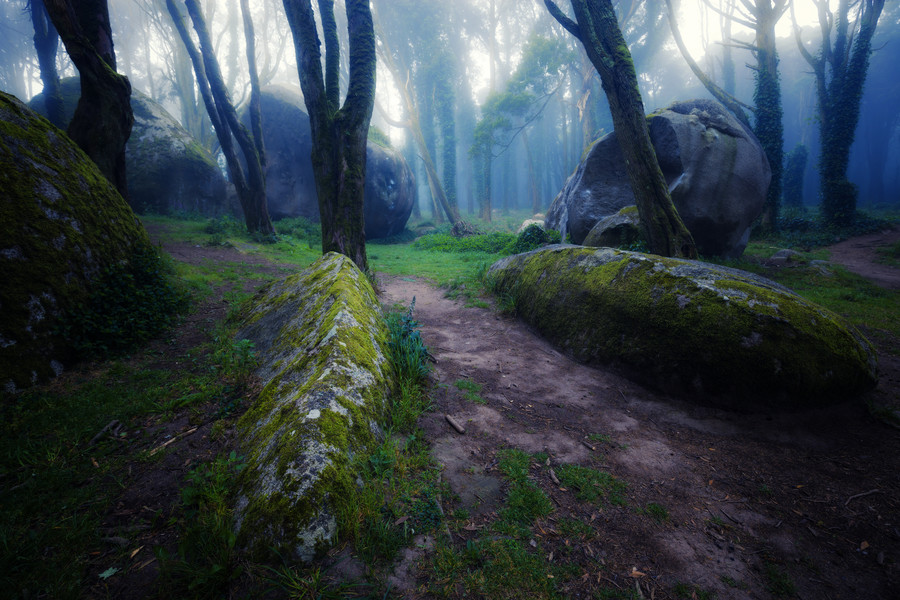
[2,0,899,598]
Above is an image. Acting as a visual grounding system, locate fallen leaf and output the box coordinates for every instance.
[860,541,870,551]
[529,539,537,548]
[393,516,409,526]
[91,458,99,468]
[129,546,144,559]
[98,567,119,580]
[629,567,646,578]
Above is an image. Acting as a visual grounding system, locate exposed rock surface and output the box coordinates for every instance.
[487,246,877,408]
[546,99,770,257]
[0,92,152,391]
[246,86,415,238]
[233,252,394,561]
[29,78,227,216]
[583,205,643,248]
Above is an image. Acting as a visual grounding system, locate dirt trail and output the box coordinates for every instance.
[379,272,900,598]
[828,227,900,289]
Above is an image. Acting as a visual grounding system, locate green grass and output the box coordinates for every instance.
[555,464,627,506]
[673,582,716,599]
[454,378,486,404]
[0,364,177,598]
[876,241,900,267]
[638,502,670,523]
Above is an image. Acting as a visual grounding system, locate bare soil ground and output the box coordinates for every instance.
[96,226,899,599]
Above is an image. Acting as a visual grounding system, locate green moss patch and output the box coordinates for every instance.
[486,246,877,408]
[233,252,395,561]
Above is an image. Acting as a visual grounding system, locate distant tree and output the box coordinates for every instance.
[281,0,376,271]
[43,0,133,199]
[792,0,886,225]
[471,35,570,220]
[783,144,809,208]
[666,0,787,231]
[165,0,274,236]
[544,0,697,259]
[30,0,65,127]
[373,1,460,225]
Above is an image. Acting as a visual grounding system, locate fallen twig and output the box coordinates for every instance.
[445,414,466,434]
[89,420,122,446]
[148,427,198,456]
[845,489,881,506]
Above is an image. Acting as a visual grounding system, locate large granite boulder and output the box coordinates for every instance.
[233,252,394,561]
[246,86,415,238]
[0,92,153,391]
[487,246,877,408]
[546,99,770,257]
[29,78,227,216]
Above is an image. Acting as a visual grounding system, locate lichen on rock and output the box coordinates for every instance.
[233,252,394,561]
[0,91,152,392]
[487,246,877,409]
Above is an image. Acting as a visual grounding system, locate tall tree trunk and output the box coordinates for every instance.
[793,0,885,225]
[31,0,65,128]
[167,0,274,235]
[282,0,376,271]
[44,0,133,200]
[546,0,696,258]
[522,129,541,214]
[753,5,783,230]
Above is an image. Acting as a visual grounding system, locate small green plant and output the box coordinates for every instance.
[454,378,486,404]
[414,231,517,254]
[501,224,561,255]
[213,337,258,388]
[385,298,431,384]
[555,464,627,506]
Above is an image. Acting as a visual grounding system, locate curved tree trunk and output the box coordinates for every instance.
[546,0,696,258]
[43,0,132,200]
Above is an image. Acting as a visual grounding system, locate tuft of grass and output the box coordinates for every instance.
[156,451,246,598]
[454,378,486,404]
[763,560,797,598]
[639,502,670,523]
[555,464,627,506]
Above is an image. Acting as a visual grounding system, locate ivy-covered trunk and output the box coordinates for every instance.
[753,16,783,231]
[546,0,696,259]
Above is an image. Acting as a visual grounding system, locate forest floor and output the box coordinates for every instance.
[81,224,900,598]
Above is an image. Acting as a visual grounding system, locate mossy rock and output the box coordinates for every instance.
[487,246,877,409]
[29,78,227,216]
[0,92,152,392]
[583,205,643,249]
[234,252,394,561]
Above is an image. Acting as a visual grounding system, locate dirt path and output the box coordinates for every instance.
[379,273,900,598]
[828,227,900,289]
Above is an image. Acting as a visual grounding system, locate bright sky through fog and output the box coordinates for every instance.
[677,0,823,58]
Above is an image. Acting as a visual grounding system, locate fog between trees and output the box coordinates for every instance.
[1,0,898,221]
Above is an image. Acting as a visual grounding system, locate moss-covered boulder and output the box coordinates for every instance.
[583,205,643,249]
[29,78,227,215]
[234,252,394,561]
[0,92,152,392]
[487,246,877,408]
